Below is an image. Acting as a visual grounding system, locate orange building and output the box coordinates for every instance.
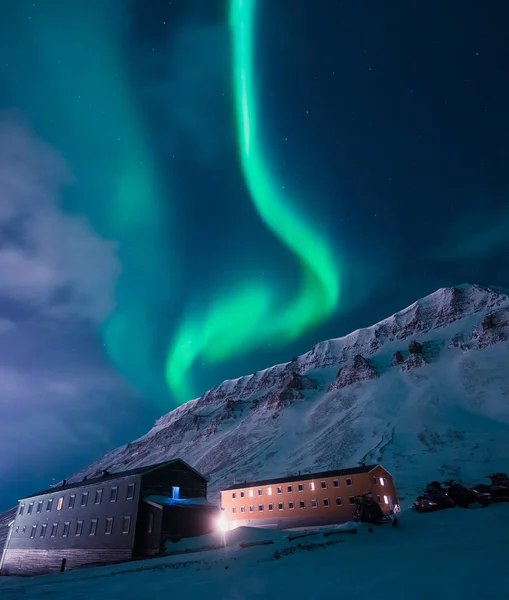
[220,464,397,530]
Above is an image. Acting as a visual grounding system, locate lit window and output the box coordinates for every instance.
[232,492,236,499]
[299,500,305,509]
[249,505,254,512]
[57,497,64,511]
[277,486,282,494]
[349,496,355,505]
[258,489,263,496]
[321,481,327,489]
[333,480,339,488]
[19,504,25,516]
[95,489,103,505]
[27,503,34,514]
[36,501,43,513]
[46,499,53,512]
[127,483,136,500]
[268,504,273,511]
[298,484,304,492]
[81,492,88,507]
[68,495,76,509]
[110,486,118,502]
[75,520,84,536]
[122,516,131,534]
[240,506,245,513]
[105,517,114,535]
[240,491,245,498]
[309,482,315,491]
[50,523,58,537]
[258,504,264,512]
[248,489,254,497]
[278,502,284,511]
[324,498,329,507]
[62,522,70,537]
[381,478,388,487]
[30,525,37,538]
[267,487,272,496]
[287,485,293,493]
[384,495,389,505]
[232,507,236,514]
[346,478,353,486]
[39,524,47,538]
[89,519,98,536]
[311,499,317,508]
[289,501,294,510]
[172,486,180,500]
[336,497,342,506]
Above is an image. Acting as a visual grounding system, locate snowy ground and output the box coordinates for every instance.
[1,504,508,599]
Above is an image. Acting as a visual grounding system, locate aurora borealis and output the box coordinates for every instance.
[1,0,509,508]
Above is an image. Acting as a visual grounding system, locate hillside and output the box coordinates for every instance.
[62,283,509,502]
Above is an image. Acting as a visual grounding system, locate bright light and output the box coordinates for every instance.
[384,495,389,504]
[310,482,315,491]
[218,514,229,532]
[248,489,254,497]
[267,487,272,495]
[380,477,385,486]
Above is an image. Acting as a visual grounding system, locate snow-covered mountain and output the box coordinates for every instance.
[67,283,509,502]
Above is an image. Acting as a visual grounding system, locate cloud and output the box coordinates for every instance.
[0,115,120,323]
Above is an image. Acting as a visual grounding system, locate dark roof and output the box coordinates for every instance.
[222,464,381,491]
[20,458,204,501]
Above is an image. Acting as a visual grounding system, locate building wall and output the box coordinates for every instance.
[220,466,397,529]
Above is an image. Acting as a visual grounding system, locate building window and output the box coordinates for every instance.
[384,495,389,505]
[346,478,353,486]
[277,486,282,494]
[240,506,245,513]
[46,498,53,512]
[309,482,315,491]
[380,477,388,487]
[248,489,254,498]
[258,489,263,496]
[298,484,304,492]
[22,525,26,534]
[95,489,103,505]
[110,486,118,502]
[75,520,84,536]
[30,525,37,539]
[232,492,236,499]
[68,495,76,509]
[267,487,273,495]
[333,480,339,488]
[57,497,64,511]
[27,502,34,515]
[36,501,43,513]
[258,505,264,512]
[62,522,70,537]
[377,495,381,503]
[122,516,131,534]
[127,483,136,500]
[39,524,47,537]
[19,504,25,516]
[105,517,114,535]
[172,486,180,500]
[373,476,377,484]
[249,505,254,512]
[336,497,343,506]
[148,513,154,534]
[89,519,98,536]
[311,499,317,508]
[278,502,284,511]
[349,496,355,505]
[50,523,58,537]
[232,507,236,514]
[299,500,305,509]
[287,485,293,493]
[240,491,245,498]
[268,504,273,511]
[15,526,19,534]
[289,501,294,510]
[321,481,327,489]
[324,498,329,507]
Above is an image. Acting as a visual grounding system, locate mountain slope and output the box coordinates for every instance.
[67,284,509,501]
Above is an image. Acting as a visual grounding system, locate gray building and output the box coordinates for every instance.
[0,459,219,576]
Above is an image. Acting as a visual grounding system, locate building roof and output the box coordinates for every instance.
[20,458,205,501]
[144,495,217,509]
[221,464,381,491]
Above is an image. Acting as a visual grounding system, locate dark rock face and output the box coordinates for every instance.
[408,340,423,354]
[328,354,379,391]
[392,351,404,365]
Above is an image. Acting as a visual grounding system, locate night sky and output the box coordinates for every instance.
[0,0,508,510]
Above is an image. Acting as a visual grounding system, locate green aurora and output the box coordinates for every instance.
[164,0,341,403]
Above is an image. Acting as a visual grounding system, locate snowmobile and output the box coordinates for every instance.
[441,480,478,508]
[413,481,457,513]
[473,472,509,504]
[352,493,393,524]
